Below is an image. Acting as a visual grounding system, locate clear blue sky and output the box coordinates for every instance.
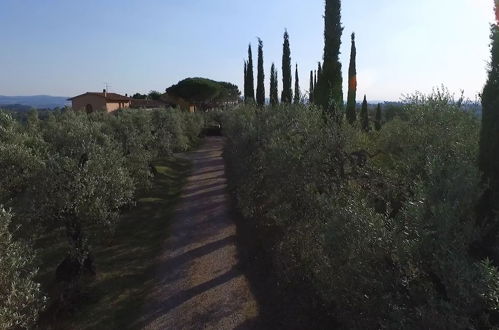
[0,0,495,101]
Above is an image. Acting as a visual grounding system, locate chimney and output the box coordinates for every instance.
[103,88,107,97]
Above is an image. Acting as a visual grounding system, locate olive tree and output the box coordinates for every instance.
[31,111,134,287]
[0,112,45,206]
[0,208,45,329]
[98,110,156,189]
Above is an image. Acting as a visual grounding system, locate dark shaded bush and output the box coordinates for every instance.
[223,91,499,329]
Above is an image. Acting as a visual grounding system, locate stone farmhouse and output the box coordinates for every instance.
[69,89,131,113]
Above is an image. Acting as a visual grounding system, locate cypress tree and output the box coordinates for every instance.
[281,30,293,103]
[314,63,322,102]
[309,70,314,103]
[375,103,382,131]
[294,64,301,104]
[256,38,265,106]
[315,0,344,111]
[243,61,248,101]
[314,70,317,94]
[274,66,279,105]
[479,1,499,209]
[246,44,255,102]
[361,95,369,132]
[270,63,279,106]
[346,33,357,125]
[269,64,274,105]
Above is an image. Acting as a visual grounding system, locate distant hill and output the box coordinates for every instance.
[0,95,69,109]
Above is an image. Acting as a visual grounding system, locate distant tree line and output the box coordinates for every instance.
[132,91,162,101]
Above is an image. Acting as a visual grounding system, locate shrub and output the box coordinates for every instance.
[30,111,134,285]
[97,110,156,189]
[0,112,46,206]
[150,109,203,153]
[0,208,45,329]
[0,107,204,322]
[181,111,204,148]
[150,109,176,156]
[223,90,498,329]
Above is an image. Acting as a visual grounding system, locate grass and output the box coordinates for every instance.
[36,156,191,329]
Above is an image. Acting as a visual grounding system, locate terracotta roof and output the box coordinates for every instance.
[68,92,131,102]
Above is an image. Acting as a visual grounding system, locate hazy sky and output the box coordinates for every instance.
[0,0,495,101]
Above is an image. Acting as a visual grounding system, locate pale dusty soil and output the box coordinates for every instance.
[135,137,260,330]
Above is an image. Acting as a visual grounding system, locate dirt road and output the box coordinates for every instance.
[136,137,259,330]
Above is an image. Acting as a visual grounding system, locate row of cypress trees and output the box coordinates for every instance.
[243,0,383,130]
[307,1,382,131]
[312,0,499,226]
[358,96,382,132]
[306,0,363,126]
[243,29,302,106]
[242,0,499,268]
[314,0,499,256]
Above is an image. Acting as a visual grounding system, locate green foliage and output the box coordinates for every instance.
[98,109,203,188]
[361,95,369,131]
[178,110,204,149]
[147,91,162,101]
[294,64,300,104]
[314,69,317,93]
[243,61,247,101]
[384,102,408,122]
[281,30,293,103]
[270,63,279,106]
[166,78,240,105]
[375,103,382,131]
[315,0,344,109]
[0,112,46,206]
[0,208,45,330]
[0,107,204,324]
[30,111,135,276]
[313,62,322,105]
[216,82,241,103]
[150,109,176,156]
[346,33,357,125]
[98,110,156,189]
[167,78,217,102]
[480,12,499,208]
[256,38,265,106]
[132,93,147,100]
[223,89,493,329]
[245,44,255,102]
[309,70,314,103]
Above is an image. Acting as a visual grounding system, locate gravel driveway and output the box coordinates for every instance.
[135,137,259,330]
